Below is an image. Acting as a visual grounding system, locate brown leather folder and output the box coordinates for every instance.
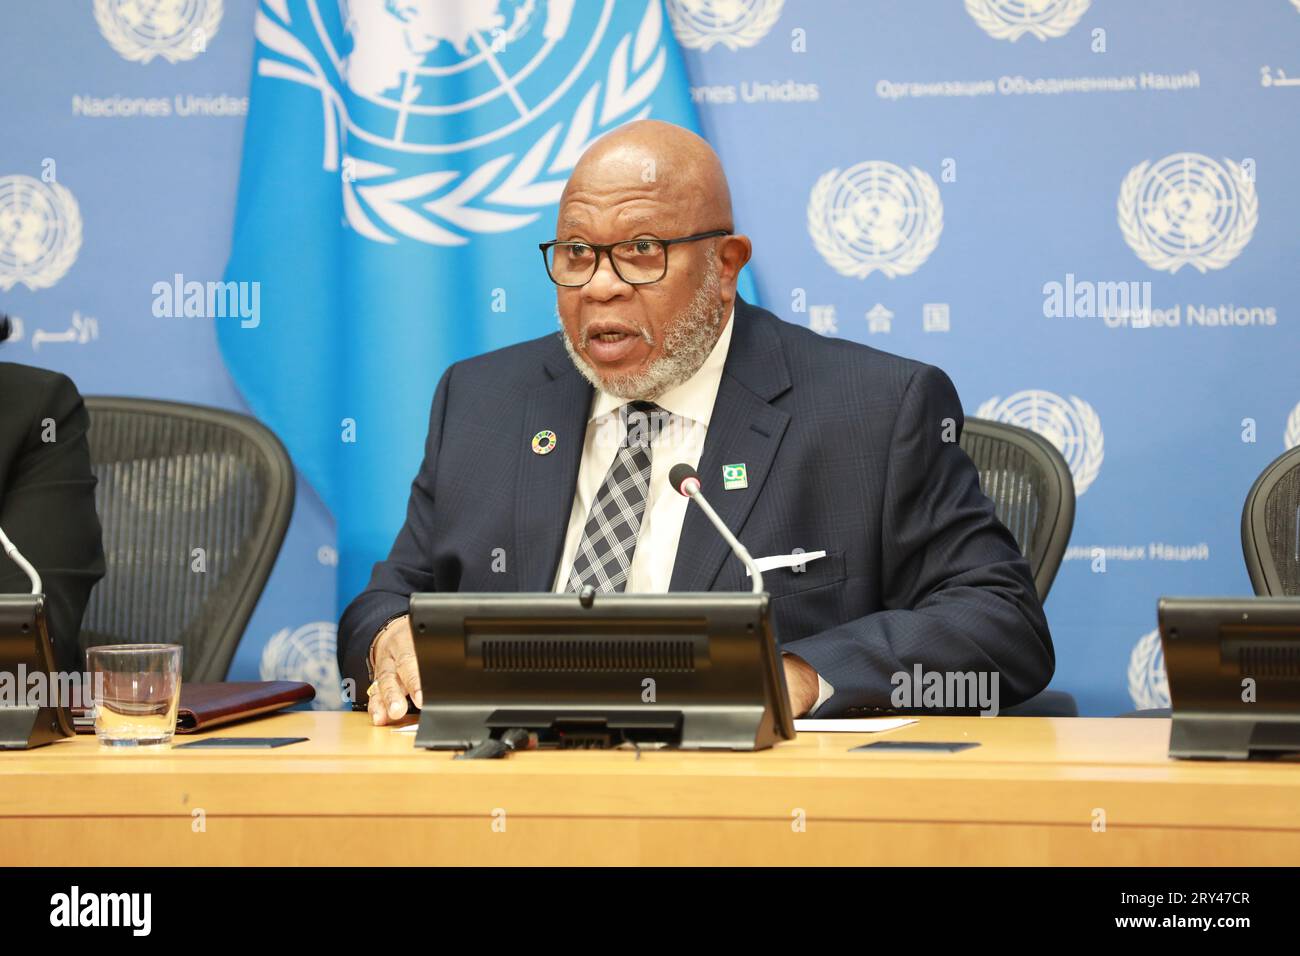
[175,681,316,733]
[73,681,316,734]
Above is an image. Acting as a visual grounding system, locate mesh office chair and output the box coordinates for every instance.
[959,418,1077,716]
[1242,444,1300,597]
[1121,446,1300,719]
[79,399,295,681]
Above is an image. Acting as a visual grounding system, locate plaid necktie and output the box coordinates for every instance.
[566,400,669,593]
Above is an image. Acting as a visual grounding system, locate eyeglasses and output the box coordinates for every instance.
[539,230,731,287]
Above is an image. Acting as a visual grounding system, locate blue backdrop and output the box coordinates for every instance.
[3,0,1298,715]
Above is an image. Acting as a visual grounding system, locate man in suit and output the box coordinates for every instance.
[339,120,1053,724]
[0,317,106,675]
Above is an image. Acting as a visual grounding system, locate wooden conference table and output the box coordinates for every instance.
[2,712,1298,865]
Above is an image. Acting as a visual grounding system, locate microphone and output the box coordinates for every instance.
[668,463,763,594]
[0,525,42,595]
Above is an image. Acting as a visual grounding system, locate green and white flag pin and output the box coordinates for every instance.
[722,463,748,490]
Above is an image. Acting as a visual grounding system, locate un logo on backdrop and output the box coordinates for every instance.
[94,0,223,63]
[0,175,83,292]
[964,0,1089,42]
[1119,153,1258,274]
[1127,629,1170,710]
[260,621,346,710]
[807,162,943,279]
[665,0,783,51]
[258,0,667,245]
[976,390,1104,495]
[1285,402,1300,451]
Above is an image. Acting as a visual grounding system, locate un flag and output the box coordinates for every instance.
[221,0,726,607]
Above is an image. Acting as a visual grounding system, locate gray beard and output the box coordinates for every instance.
[558,257,726,401]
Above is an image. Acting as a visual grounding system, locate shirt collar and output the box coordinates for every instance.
[589,303,736,426]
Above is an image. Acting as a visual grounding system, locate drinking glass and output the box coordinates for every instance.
[85,644,182,746]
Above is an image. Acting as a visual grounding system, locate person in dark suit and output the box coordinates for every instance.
[0,316,106,674]
[340,121,1053,723]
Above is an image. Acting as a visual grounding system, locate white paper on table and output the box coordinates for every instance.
[793,718,916,733]
[393,724,418,733]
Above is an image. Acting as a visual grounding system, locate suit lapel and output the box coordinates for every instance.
[514,334,594,591]
[514,300,793,594]
[669,299,792,593]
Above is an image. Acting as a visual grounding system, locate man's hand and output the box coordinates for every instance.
[782,653,821,718]
[367,615,423,726]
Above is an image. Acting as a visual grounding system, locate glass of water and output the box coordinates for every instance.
[85,644,182,747]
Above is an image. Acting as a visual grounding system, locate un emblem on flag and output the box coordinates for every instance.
[807,161,943,279]
[665,0,784,51]
[976,389,1104,496]
[964,0,1089,42]
[94,0,223,63]
[257,0,669,245]
[0,175,83,292]
[1119,152,1258,274]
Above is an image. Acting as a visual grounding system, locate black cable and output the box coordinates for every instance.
[455,738,509,760]
[454,727,534,760]
[500,727,533,751]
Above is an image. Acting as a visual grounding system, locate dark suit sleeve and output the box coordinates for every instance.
[337,363,455,694]
[780,364,1054,715]
[0,373,105,675]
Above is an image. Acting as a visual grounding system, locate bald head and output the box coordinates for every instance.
[552,119,752,401]
[559,119,734,236]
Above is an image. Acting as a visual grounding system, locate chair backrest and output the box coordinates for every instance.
[1241,444,1300,597]
[80,398,295,681]
[959,417,1076,600]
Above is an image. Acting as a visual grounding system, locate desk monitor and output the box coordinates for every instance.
[0,594,74,749]
[408,591,795,751]
[1159,596,1300,759]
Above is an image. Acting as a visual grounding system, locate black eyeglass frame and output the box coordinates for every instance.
[538,229,732,287]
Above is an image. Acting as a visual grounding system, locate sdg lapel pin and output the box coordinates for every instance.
[722,463,748,490]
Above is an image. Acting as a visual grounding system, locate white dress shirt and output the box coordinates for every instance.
[550,306,834,714]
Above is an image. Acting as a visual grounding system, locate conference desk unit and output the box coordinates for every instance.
[2,713,1297,866]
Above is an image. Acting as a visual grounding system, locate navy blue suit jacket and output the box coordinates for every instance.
[338,298,1054,715]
